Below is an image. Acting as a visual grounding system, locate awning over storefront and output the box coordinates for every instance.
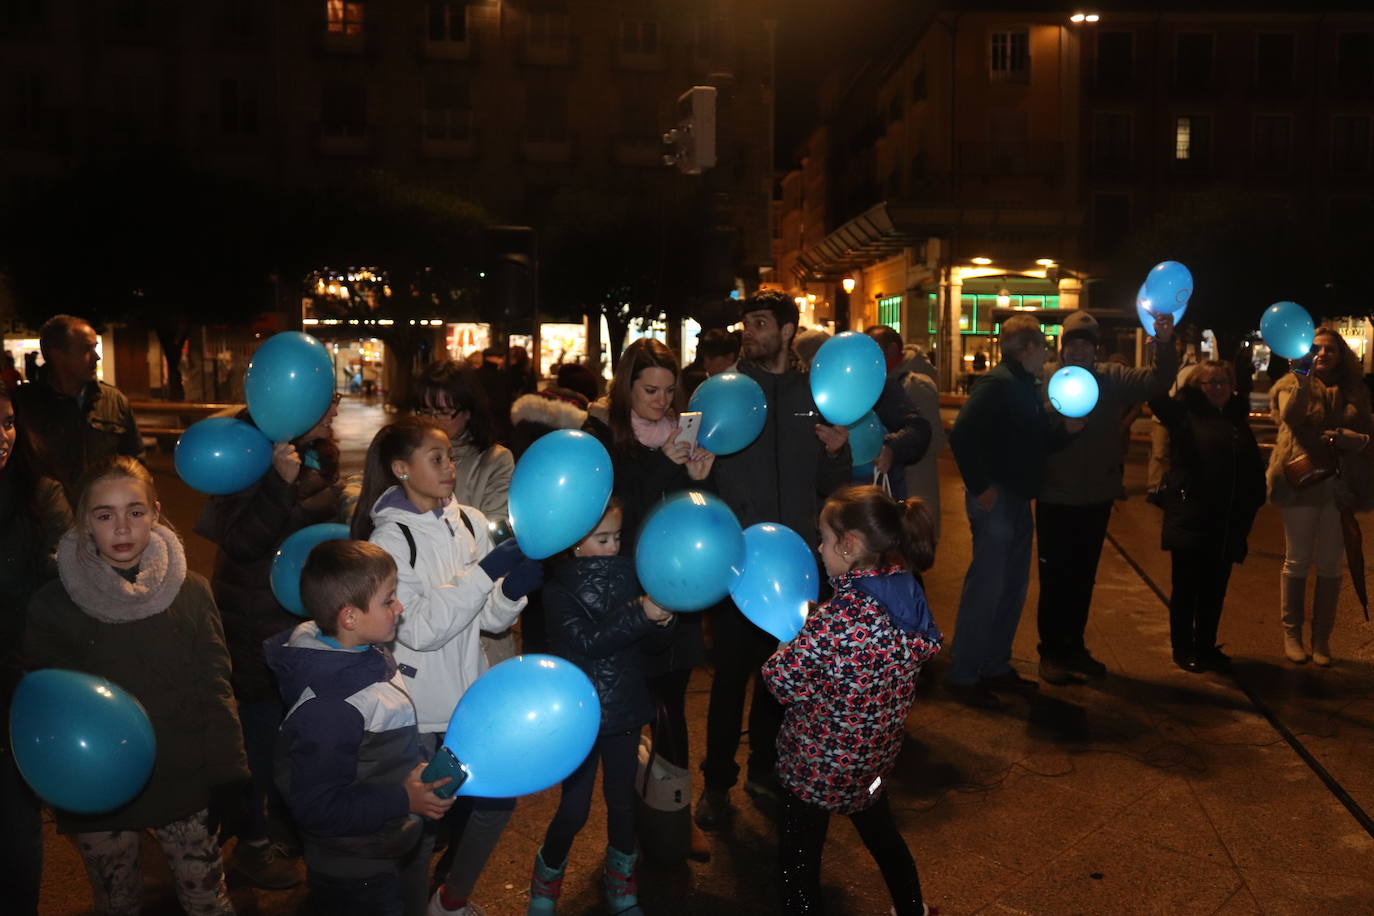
[793,201,1082,281]
[989,307,1134,327]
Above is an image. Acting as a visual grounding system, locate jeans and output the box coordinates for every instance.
[407,733,515,916]
[1280,502,1344,579]
[540,729,640,866]
[1035,501,1113,661]
[946,488,1034,686]
[237,696,294,845]
[0,751,42,915]
[701,603,784,791]
[308,868,404,916]
[1169,548,1234,658]
[779,789,924,915]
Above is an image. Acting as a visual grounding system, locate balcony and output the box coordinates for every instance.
[955,142,1063,177]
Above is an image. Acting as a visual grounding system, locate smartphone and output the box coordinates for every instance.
[675,411,702,455]
[421,745,469,800]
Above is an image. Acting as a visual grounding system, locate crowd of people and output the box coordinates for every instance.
[0,298,1365,916]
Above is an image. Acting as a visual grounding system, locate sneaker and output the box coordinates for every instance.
[1173,652,1203,674]
[230,839,301,890]
[694,788,734,830]
[1061,649,1108,679]
[427,886,487,916]
[944,681,1002,709]
[1037,657,1084,686]
[982,670,1040,694]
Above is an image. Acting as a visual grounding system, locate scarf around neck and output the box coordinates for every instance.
[631,412,677,449]
[57,523,187,624]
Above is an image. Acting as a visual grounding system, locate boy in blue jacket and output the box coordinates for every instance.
[265,539,455,916]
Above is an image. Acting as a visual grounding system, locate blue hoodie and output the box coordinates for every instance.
[853,570,942,643]
[265,622,421,877]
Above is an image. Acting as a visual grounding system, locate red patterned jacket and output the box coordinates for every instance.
[763,566,941,814]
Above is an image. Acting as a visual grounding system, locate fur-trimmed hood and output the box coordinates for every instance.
[511,391,589,431]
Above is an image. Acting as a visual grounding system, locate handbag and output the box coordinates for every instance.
[634,703,691,863]
[1283,452,1337,489]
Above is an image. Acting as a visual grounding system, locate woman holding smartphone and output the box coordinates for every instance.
[585,337,715,860]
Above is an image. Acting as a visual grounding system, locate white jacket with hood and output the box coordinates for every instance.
[367,485,526,733]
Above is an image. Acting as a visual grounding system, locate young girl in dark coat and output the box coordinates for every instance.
[527,499,675,916]
[25,456,248,916]
[764,484,942,916]
[1150,360,1266,672]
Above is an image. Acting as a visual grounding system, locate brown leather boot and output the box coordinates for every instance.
[1281,574,1309,664]
[1311,576,1340,666]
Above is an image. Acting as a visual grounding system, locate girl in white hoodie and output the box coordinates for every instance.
[351,416,543,916]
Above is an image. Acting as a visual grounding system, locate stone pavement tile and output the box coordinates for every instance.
[1232,866,1374,915]
[993,826,1243,916]
[1210,884,1264,915]
[1112,778,1233,863]
[906,842,1027,915]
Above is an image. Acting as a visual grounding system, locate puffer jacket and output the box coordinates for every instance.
[265,622,420,877]
[195,434,342,702]
[369,487,526,733]
[544,555,673,735]
[1266,372,1374,511]
[1150,387,1266,562]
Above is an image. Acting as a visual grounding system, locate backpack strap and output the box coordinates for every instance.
[455,507,476,540]
[396,522,418,569]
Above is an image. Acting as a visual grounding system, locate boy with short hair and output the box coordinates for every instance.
[265,539,455,916]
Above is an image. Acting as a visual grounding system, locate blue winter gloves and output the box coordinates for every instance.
[478,538,543,601]
[478,538,524,581]
[500,557,544,601]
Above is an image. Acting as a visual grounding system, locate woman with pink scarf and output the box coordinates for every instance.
[584,337,715,860]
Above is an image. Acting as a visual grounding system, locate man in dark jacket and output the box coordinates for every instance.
[1036,311,1176,684]
[946,315,1080,709]
[698,290,853,827]
[864,325,936,497]
[12,314,144,503]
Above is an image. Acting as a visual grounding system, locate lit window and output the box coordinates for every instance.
[1175,117,1192,160]
[326,0,364,36]
[878,296,903,333]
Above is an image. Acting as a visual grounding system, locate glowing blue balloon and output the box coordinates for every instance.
[271,523,352,617]
[509,429,613,559]
[442,655,600,797]
[244,332,336,443]
[1136,261,1192,336]
[847,410,884,465]
[730,523,819,643]
[687,371,767,455]
[810,332,887,426]
[1260,301,1315,360]
[175,417,273,495]
[1047,366,1100,419]
[636,490,744,612]
[10,669,156,814]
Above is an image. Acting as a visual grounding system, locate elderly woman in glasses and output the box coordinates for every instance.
[1149,360,1266,673]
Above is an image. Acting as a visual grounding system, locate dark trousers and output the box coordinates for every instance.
[238,696,296,845]
[541,729,640,866]
[701,605,783,791]
[0,752,42,915]
[1169,548,1233,659]
[647,668,692,769]
[309,867,406,916]
[1035,501,1113,660]
[779,789,924,915]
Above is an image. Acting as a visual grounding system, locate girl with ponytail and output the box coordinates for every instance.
[763,485,942,916]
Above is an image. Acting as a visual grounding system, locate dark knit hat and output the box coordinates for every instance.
[1061,310,1100,344]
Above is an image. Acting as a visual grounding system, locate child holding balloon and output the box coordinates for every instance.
[352,416,543,916]
[24,456,248,916]
[266,538,456,916]
[763,484,942,916]
[529,498,675,915]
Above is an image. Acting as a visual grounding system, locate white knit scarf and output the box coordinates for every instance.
[56,523,187,624]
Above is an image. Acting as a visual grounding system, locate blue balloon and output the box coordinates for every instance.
[1047,366,1100,419]
[442,655,600,797]
[852,461,876,482]
[687,371,767,455]
[10,669,156,814]
[847,410,884,465]
[1136,261,1192,335]
[509,429,613,559]
[810,332,887,426]
[730,523,819,643]
[245,332,336,443]
[271,523,352,617]
[1261,301,1316,360]
[636,490,744,612]
[175,417,273,495]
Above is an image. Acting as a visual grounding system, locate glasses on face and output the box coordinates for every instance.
[416,405,463,419]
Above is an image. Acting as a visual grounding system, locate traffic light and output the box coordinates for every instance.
[662,86,717,175]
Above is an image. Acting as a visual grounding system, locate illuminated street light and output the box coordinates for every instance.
[971,256,993,265]
[1070,12,1085,22]
[1036,258,1057,267]
[842,277,856,294]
